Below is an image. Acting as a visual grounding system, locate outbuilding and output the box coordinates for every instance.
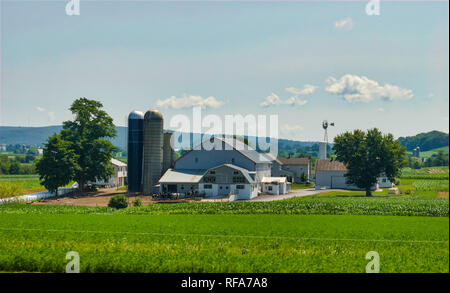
[261,177,289,195]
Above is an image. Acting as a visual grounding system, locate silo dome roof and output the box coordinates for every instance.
[144,109,163,121]
[128,110,144,119]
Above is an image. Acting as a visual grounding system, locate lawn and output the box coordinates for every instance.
[0,208,447,273]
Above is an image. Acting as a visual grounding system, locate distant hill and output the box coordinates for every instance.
[0,126,127,150]
[398,131,449,152]
[0,126,316,152]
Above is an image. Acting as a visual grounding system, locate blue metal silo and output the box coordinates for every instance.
[127,110,144,193]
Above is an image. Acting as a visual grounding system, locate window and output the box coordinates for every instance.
[382,178,387,182]
[233,171,239,175]
[231,158,235,163]
[233,176,246,183]
[236,185,245,189]
[204,184,212,189]
[204,176,216,183]
[268,186,273,191]
[195,157,199,163]
[209,171,216,174]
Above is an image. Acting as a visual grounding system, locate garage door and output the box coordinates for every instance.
[331,176,347,189]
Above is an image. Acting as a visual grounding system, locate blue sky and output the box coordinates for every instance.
[1,0,448,141]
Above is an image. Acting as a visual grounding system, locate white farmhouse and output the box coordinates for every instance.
[89,158,127,188]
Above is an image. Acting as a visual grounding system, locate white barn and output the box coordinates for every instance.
[315,159,392,190]
[159,137,274,200]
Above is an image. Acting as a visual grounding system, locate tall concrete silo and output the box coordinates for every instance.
[318,142,327,160]
[162,132,175,175]
[127,110,144,193]
[143,110,163,195]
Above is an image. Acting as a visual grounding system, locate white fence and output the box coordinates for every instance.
[0,188,75,205]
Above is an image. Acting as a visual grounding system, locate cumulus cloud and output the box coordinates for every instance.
[286,84,317,96]
[325,74,414,103]
[36,106,56,122]
[334,17,354,30]
[281,124,304,133]
[156,94,225,109]
[260,84,316,107]
[260,92,308,107]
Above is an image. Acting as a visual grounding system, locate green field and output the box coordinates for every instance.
[407,146,449,159]
[0,198,448,273]
[0,208,448,273]
[0,175,74,198]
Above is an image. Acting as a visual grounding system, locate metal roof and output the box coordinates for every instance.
[216,137,273,164]
[159,169,206,184]
[278,157,311,166]
[111,158,127,167]
[261,177,287,183]
[128,110,144,120]
[315,159,347,172]
[208,163,256,184]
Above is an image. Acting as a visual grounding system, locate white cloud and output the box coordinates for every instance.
[260,92,308,107]
[48,112,56,122]
[377,108,385,112]
[36,106,46,112]
[334,17,354,31]
[286,84,317,96]
[325,74,414,103]
[281,123,304,133]
[156,94,225,109]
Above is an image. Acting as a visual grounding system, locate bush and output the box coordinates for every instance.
[132,198,142,207]
[0,182,25,199]
[108,194,128,209]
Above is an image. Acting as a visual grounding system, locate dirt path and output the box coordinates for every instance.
[251,188,340,202]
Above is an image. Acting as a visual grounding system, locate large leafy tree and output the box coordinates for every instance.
[35,134,76,195]
[333,128,406,196]
[61,98,117,191]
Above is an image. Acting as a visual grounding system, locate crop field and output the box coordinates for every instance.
[0,198,448,273]
[0,205,448,273]
[0,175,73,198]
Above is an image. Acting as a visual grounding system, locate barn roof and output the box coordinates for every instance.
[159,169,206,183]
[315,159,347,172]
[277,157,311,166]
[111,158,127,167]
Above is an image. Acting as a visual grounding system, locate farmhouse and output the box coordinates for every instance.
[158,137,286,200]
[315,159,392,190]
[89,158,127,188]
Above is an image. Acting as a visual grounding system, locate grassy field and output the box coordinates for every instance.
[0,206,447,273]
[0,175,73,198]
[407,146,449,159]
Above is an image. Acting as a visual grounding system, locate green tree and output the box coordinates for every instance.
[61,98,117,191]
[299,172,307,183]
[333,128,406,196]
[8,160,21,174]
[35,134,76,195]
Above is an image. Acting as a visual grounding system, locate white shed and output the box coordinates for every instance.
[261,177,288,195]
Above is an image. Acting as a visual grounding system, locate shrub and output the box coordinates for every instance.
[132,198,142,207]
[108,194,128,209]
